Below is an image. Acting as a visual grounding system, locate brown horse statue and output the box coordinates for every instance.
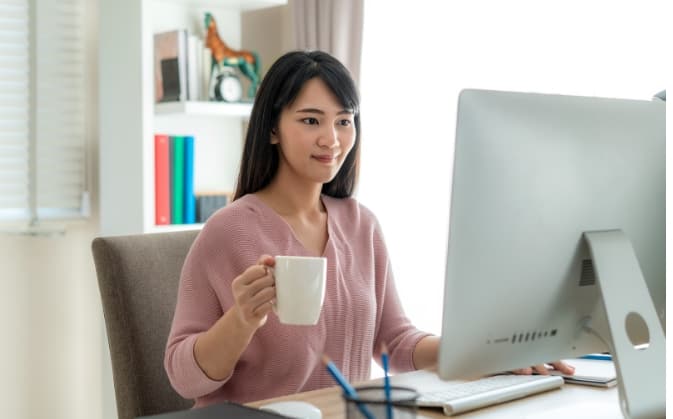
[205,12,261,98]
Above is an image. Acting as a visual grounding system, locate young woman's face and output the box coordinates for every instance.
[272,77,356,186]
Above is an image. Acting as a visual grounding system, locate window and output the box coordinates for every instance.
[0,0,88,225]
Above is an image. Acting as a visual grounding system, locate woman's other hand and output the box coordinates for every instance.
[231,254,276,330]
[512,360,575,376]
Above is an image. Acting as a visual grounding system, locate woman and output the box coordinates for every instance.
[164,50,571,407]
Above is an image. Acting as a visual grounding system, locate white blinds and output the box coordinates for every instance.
[0,0,88,223]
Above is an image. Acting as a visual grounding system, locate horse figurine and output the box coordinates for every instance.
[205,12,260,99]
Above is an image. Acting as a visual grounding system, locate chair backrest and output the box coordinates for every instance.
[92,230,199,419]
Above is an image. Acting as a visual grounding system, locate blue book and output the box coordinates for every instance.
[183,135,196,224]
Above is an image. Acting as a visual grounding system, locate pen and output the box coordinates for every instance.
[322,355,375,419]
[381,343,393,419]
[580,353,612,361]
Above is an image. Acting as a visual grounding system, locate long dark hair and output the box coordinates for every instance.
[233,50,361,201]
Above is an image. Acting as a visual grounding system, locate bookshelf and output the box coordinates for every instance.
[99,0,286,235]
[154,100,253,117]
[148,222,205,233]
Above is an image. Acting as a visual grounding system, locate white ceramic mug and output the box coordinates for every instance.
[273,256,327,325]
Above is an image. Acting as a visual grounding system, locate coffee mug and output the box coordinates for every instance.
[273,255,327,325]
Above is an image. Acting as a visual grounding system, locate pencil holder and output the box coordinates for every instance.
[343,385,419,419]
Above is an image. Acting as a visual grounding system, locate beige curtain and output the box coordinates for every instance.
[290,0,364,85]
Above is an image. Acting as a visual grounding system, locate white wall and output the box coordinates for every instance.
[358,0,669,339]
[0,0,102,418]
[0,225,103,419]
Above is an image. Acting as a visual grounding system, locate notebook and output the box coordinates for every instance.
[549,358,617,387]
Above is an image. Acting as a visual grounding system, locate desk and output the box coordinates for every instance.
[248,370,622,418]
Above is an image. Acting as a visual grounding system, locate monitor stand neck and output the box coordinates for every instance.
[584,230,665,419]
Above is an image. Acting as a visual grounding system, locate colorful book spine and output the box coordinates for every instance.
[170,136,185,224]
[154,134,170,225]
[183,135,196,224]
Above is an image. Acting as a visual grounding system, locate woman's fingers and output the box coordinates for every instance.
[234,267,274,297]
[235,264,268,286]
[257,254,275,268]
[235,255,275,288]
[236,287,274,323]
[252,297,276,317]
[533,364,550,375]
[248,282,276,309]
[549,360,575,375]
[512,367,533,375]
[231,257,278,327]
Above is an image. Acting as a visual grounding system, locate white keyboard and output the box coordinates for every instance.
[416,374,564,416]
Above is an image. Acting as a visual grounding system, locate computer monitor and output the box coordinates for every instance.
[438,89,665,419]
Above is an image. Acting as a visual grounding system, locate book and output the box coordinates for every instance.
[154,134,170,225]
[183,135,196,224]
[551,357,617,388]
[170,136,185,224]
[187,34,199,100]
[196,37,204,100]
[202,46,212,100]
[154,29,188,102]
[196,193,229,223]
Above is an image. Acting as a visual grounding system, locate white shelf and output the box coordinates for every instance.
[147,223,204,233]
[157,0,285,11]
[155,101,253,117]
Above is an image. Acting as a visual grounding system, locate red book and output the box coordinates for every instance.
[154,134,170,225]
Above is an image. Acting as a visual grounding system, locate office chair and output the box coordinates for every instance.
[92,230,199,419]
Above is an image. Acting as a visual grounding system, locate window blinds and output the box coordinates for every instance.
[0,0,88,224]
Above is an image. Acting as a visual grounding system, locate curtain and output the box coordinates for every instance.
[291,0,364,85]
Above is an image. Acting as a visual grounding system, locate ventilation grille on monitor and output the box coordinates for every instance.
[580,259,596,286]
[487,328,559,345]
[510,329,557,344]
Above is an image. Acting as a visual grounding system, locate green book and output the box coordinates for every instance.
[170,136,185,224]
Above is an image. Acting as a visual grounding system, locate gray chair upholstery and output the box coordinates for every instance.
[92,230,199,419]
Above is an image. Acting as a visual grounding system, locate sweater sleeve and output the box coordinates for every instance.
[164,223,231,399]
[370,216,434,373]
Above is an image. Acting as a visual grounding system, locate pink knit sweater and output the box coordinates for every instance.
[164,194,430,406]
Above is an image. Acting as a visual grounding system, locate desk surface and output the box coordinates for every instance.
[248,370,622,419]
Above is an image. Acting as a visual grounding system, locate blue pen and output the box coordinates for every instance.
[580,353,612,361]
[381,343,393,419]
[322,355,375,419]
